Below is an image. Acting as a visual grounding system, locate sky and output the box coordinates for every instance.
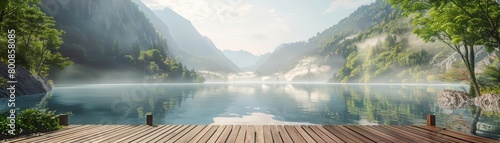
[140,0,375,55]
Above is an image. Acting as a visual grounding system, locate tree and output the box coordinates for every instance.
[389,0,500,52]
[387,0,500,96]
[112,40,121,59]
[131,42,140,58]
[0,0,72,76]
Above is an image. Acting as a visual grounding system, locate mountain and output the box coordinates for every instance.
[44,0,204,83]
[222,50,261,68]
[257,0,497,83]
[242,52,271,72]
[255,0,437,82]
[257,1,393,78]
[128,0,183,59]
[145,7,240,72]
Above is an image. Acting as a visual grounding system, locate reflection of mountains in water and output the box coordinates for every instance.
[14,84,467,126]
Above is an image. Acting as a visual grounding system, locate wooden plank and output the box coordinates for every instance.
[235,125,247,143]
[155,125,195,143]
[81,125,140,142]
[344,125,391,143]
[391,125,457,142]
[322,126,358,143]
[255,125,265,143]
[412,125,499,143]
[310,126,344,143]
[136,125,177,142]
[302,126,331,143]
[45,125,118,143]
[13,125,92,142]
[389,126,449,142]
[409,125,489,143]
[61,125,131,142]
[198,125,220,143]
[207,125,227,143]
[97,125,154,142]
[187,125,215,143]
[177,125,208,143]
[29,125,111,142]
[374,126,432,142]
[293,125,324,143]
[356,125,405,142]
[284,125,307,143]
[277,125,294,143]
[167,125,199,143]
[270,125,284,143]
[7,125,86,142]
[337,125,374,143]
[216,125,234,143]
[116,125,169,142]
[245,125,255,143]
[226,125,241,143]
[7,125,498,143]
[7,125,82,141]
[263,125,274,143]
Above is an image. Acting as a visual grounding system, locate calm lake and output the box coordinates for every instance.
[1,83,499,139]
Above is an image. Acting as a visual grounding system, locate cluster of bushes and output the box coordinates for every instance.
[1,108,63,139]
[479,61,500,94]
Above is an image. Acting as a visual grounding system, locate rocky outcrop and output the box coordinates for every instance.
[436,89,472,110]
[474,94,500,112]
[436,89,500,112]
[0,62,52,98]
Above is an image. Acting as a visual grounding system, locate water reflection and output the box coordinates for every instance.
[1,83,499,140]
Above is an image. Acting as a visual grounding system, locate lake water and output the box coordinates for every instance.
[1,83,499,139]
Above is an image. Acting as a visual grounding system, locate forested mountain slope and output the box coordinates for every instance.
[258,0,495,83]
[44,0,204,83]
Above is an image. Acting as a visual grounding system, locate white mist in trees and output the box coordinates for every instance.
[388,0,500,97]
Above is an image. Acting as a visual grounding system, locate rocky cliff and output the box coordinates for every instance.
[0,63,51,98]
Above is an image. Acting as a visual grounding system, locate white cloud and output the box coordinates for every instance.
[142,0,253,23]
[324,0,373,13]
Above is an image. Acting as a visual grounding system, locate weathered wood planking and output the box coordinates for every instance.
[3,125,498,143]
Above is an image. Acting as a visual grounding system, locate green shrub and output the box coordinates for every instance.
[481,86,500,94]
[1,108,63,139]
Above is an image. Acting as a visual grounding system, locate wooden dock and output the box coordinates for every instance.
[4,125,498,143]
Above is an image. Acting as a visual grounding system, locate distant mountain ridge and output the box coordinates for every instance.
[131,0,240,72]
[222,50,270,69]
[146,7,240,72]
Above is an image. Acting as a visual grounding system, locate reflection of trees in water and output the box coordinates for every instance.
[435,90,500,140]
[436,106,500,140]
[252,84,354,124]
[258,84,436,125]
[354,85,434,125]
[138,85,203,124]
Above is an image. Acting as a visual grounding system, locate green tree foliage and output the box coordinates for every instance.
[1,108,63,139]
[125,48,204,83]
[387,0,500,96]
[333,31,436,83]
[389,0,500,52]
[0,0,72,76]
[478,60,500,93]
[111,40,121,59]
